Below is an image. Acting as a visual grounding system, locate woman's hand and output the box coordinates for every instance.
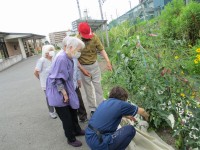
[34,70,40,79]
[77,80,81,88]
[143,113,149,121]
[63,93,69,103]
[124,116,137,122]
[61,89,69,103]
[138,108,149,121]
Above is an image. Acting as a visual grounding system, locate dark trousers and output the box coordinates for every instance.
[55,105,81,142]
[108,125,136,150]
[76,87,87,120]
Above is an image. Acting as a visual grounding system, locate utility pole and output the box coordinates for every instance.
[105,12,107,20]
[98,0,104,45]
[83,9,88,20]
[98,0,104,20]
[129,0,132,9]
[116,9,118,18]
[98,0,110,47]
[76,0,82,19]
[142,2,146,21]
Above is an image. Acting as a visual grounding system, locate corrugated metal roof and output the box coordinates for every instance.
[72,19,107,32]
[0,32,45,39]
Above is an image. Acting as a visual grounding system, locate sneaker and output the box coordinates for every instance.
[49,112,57,119]
[68,140,82,147]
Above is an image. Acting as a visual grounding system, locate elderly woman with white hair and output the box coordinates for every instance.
[46,36,85,147]
[34,44,57,119]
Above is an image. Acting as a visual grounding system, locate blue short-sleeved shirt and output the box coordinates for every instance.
[85,98,138,150]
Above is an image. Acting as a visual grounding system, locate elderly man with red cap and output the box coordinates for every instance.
[77,22,112,116]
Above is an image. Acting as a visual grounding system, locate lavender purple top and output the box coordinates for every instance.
[46,50,79,109]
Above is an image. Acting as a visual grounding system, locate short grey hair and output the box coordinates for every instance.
[62,36,85,50]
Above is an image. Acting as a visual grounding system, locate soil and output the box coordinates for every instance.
[156,128,177,150]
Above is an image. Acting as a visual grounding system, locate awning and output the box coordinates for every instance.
[2,32,45,40]
[0,32,10,38]
[72,19,107,32]
[72,19,110,47]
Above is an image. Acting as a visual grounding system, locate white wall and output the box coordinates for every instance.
[0,54,23,72]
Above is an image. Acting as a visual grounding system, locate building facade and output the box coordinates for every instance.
[49,31,66,45]
[0,32,45,71]
[0,32,45,60]
[49,30,76,46]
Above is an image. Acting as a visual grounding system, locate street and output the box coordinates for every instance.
[0,55,89,150]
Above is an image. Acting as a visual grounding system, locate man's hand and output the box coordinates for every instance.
[107,61,112,71]
[77,80,81,88]
[82,68,91,77]
[78,62,91,77]
[100,50,112,71]
[61,89,69,103]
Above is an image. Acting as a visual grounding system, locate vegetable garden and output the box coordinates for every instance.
[100,0,200,149]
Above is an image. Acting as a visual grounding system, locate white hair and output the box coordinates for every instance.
[62,36,85,50]
[42,45,55,57]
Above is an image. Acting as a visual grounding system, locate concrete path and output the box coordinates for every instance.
[0,55,90,150]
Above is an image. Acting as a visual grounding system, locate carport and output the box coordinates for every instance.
[0,32,45,71]
[2,32,45,59]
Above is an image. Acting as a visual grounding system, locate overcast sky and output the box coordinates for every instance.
[0,0,138,37]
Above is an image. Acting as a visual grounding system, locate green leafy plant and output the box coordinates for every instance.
[101,1,200,149]
[160,0,200,45]
[180,1,200,45]
[103,35,200,149]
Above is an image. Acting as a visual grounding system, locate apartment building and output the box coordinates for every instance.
[49,31,67,45]
[49,30,76,46]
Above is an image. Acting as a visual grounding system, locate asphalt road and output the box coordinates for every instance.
[0,55,90,150]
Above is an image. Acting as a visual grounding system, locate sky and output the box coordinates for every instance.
[0,0,139,37]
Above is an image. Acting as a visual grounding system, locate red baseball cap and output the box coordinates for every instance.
[78,22,94,39]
